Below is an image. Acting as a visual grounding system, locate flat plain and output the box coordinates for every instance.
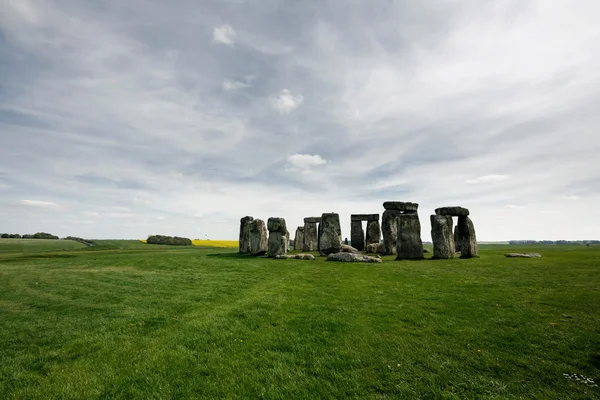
[1,239,599,399]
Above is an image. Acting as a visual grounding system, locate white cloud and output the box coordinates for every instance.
[562,195,581,200]
[287,154,327,170]
[20,200,59,208]
[504,205,524,209]
[212,24,236,46]
[270,89,304,114]
[222,78,250,91]
[466,175,509,184]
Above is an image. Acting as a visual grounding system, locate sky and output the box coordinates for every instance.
[1,0,599,241]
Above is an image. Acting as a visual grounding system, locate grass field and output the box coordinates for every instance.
[1,240,599,399]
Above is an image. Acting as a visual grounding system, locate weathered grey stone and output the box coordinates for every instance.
[351,214,380,221]
[303,217,321,224]
[294,227,305,251]
[454,225,461,252]
[435,206,470,217]
[302,222,319,252]
[396,213,424,260]
[285,229,290,252]
[350,220,365,251]
[318,213,342,255]
[239,216,254,253]
[341,244,359,254]
[267,217,287,257]
[365,220,381,245]
[457,216,478,258]
[505,253,542,258]
[249,219,268,256]
[430,214,455,259]
[267,217,286,233]
[381,209,401,255]
[327,252,382,263]
[383,201,419,211]
[366,243,380,254]
[274,254,316,260]
[344,238,349,245]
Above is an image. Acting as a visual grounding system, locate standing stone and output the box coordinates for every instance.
[430,215,455,259]
[302,217,320,252]
[457,216,478,258]
[344,238,349,245]
[365,219,381,246]
[285,229,290,252]
[381,210,401,255]
[239,216,254,253]
[249,219,268,256]
[454,225,462,252]
[318,213,342,255]
[396,213,424,260]
[350,220,365,251]
[267,217,287,257]
[294,227,305,251]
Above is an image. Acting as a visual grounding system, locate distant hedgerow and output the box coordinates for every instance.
[146,235,192,246]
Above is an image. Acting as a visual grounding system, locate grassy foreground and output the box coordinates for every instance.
[1,240,599,399]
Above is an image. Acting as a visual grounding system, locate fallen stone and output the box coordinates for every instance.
[435,206,470,216]
[274,254,316,260]
[383,201,419,212]
[430,214,455,259]
[318,213,342,255]
[396,213,424,260]
[239,216,254,253]
[366,243,380,254]
[505,253,542,258]
[341,244,360,254]
[249,219,268,256]
[326,252,382,263]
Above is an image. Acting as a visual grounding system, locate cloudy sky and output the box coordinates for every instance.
[1,0,599,241]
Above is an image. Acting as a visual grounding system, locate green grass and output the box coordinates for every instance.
[1,241,599,399]
[0,238,87,253]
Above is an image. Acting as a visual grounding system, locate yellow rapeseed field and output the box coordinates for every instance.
[192,240,238,248]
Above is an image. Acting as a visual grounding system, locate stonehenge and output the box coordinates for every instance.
[238,202,479,261]
[302,217,320,252]
[267,217,287,257]
[294,226,305,251]
[249,218,268,256]
[318,213,342,255]
[239,216,254,253]
[350,214,380,251]
[431,207,478,258]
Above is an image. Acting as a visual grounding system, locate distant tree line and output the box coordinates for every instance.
[62,236,95,246]
[509,240,600,245]
[147,235,192,246]
[1,232,59,239]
